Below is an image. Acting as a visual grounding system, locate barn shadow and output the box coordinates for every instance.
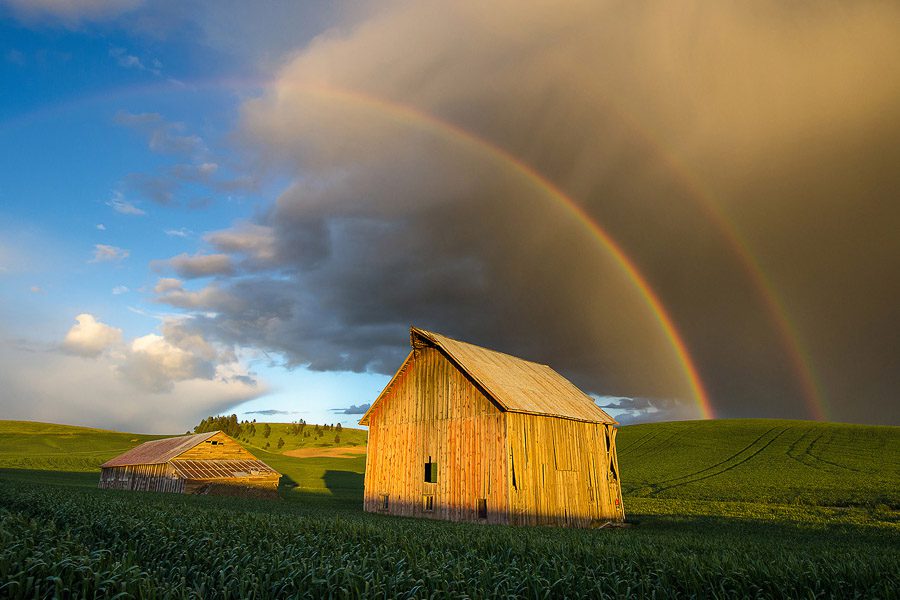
[280,469,364,509]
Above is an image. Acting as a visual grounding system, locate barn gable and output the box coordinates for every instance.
[360,327,616,425]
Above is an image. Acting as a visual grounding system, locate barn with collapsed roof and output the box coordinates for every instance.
[99,431,280,498]
[359,327,624,528]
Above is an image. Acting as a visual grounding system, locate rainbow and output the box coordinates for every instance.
[14,78,842,420]
[277,84,716,419]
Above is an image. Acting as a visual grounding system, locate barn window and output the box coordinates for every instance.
[424,458,438,483]
[423,494,435,512]
[476,498,487,519]
[380,494,389,510]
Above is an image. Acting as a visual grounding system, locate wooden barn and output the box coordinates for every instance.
[99,431,280,498]
[360,327,624,528]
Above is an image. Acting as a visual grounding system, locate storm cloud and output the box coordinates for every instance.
[155,1,900,424]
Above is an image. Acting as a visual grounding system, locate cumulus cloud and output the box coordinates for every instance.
[0,338,263,433]
[152,252,235,278]
[90,244,129,262]
[60,313,122,357]
[106,192,145,215]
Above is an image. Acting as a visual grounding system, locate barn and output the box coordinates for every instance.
[360,327,624,528]
[99,430,280,498]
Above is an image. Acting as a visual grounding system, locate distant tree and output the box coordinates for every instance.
[277,437,285,449]
[265,441,270,449]
[334,434,341,444]
[193,414,243,437]
[336,423,342,433]
[263,423,271,438]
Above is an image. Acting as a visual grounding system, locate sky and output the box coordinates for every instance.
[1,1,898,433]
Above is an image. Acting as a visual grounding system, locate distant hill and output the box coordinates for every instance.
[0,421,164,472]
[617,419,900,508]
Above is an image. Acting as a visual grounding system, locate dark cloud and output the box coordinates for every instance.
[152,252,235,279]
[331,403,371,415]
[155,1,900,425]
[596,396,695,426]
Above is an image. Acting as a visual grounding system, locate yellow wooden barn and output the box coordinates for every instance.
[99,431,280,498]
[360,327,624,527]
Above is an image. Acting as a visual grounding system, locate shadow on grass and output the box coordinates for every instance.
[280,469,364,510]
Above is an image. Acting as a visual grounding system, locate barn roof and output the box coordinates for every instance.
[359,327,616,425]
[101,431,219,467]
[170,459,278,480]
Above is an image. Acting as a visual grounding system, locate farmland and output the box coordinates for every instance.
[0,419,897,598]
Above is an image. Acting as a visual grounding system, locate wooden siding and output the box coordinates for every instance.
[506,414,624,526]
[364,346,510,524]
[175,431,257,460]
[99,463,184,494]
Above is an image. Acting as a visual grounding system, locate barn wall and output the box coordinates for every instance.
[506,414,624,527]
[364,346,509,524]
[98,463,184,494]
[176,432,257,460]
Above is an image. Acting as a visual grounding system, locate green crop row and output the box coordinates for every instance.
[1,479,896,599]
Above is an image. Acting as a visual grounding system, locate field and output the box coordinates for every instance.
[0,419,897,598]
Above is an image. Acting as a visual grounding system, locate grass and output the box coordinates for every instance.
[617,419,900,509]
[0,421,163,472]
[0,418,897,597]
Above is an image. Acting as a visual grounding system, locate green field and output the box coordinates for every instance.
[0,418,897,598]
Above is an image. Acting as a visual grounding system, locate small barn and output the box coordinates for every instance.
[99,430,280,498]
[360,327,624,528]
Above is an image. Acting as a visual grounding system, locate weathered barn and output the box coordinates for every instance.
[99,431,280,498]
[360,327,624,528]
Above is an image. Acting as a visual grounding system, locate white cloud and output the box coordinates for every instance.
[112,285,129,295]
[60,313,122,357]
[164,227,192,238]
[109,46,161,76]
[96,223,106,230]
[106,192,146,215]
[90,244,129,262]
[0,336,263,433]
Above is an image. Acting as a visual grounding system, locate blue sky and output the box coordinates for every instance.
[0,3,389,432]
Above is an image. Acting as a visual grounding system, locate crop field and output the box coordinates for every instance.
[0,419,897,598]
